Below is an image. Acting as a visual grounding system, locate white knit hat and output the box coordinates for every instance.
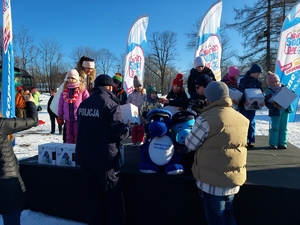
[66,69,79,81]
[194,56,205,68]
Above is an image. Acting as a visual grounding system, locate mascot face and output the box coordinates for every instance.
[147,109,172,138]
[171,119,195,144]
[171,110,197,145]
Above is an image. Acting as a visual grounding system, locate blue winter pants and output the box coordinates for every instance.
[269,110,289,147]
[239,107,256,143]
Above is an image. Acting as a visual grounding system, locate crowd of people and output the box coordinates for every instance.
[1,54,293,225]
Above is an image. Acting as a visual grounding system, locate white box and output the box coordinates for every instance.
[38,143,63,165]
[163,105,181,115]
[120,103,140,124]
[244,88,264,110]
[268,86,297,109]
[55,143,76,167]
[229,88,243,110]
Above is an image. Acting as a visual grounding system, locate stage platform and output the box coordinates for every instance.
[19,136,300,225]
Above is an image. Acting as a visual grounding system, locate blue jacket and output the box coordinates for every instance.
[76,86,131,169]
[264,85,294,116]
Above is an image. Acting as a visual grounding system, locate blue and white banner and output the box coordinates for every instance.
[194,0,222,81]
[123,15,149,95]
[2,0,15,118]
[275,2,300,122]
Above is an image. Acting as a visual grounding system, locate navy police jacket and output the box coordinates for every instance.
[76,86,131,170]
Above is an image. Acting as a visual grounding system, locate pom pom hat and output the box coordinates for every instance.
[113,73,123,84]
[194,56,205,68]
[172,73,184,88]
[266,72,280,86]
[228,66,240,77]
[204,81,229,103]
[133,76,143,87]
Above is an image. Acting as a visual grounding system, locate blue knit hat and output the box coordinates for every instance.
[249,63,263,74]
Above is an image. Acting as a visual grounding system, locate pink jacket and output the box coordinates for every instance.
[58,88,89,121]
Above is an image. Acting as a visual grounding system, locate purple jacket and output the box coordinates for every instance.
[58,88,89,121]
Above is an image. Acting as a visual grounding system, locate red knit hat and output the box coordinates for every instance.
[17,86,23,91]
[172,73,183,88]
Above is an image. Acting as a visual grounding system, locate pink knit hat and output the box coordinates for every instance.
[228,66,240,77]
[266,72,280,86]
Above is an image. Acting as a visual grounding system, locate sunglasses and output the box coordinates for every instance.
[196,85,202,89]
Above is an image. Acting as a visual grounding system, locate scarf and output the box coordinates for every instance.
[270,84,281,93]
[63,83,80,104]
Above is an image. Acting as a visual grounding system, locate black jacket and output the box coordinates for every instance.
[187,67,216,100]
[47,95,56,118]
[76,86,131,170]
[0,101,38,214]
[112,88,128,105]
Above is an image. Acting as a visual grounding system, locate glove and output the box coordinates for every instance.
[57,117,64,125]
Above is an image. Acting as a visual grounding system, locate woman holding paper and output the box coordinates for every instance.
[264,71,293,149]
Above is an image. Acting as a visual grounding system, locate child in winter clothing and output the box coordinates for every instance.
[48,88,62,135]
[15,86,26,118]
[126,76,147,147]
[112,72,127,105]
[141,85,163,139]
[264,71,293,149]
[58,69,89,143]
[31,87,41,109]
[221,66,241,105]
[238,63,265,148]
[165,73,188,108]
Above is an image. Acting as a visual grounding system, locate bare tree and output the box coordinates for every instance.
[146,31,179,95]
[94,48,117,74]
[68,46,97,66]
[14,26,37,70]
[35,38,64,92]
[225,0,298,72]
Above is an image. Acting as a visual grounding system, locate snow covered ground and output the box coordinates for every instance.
[0,93,299,225]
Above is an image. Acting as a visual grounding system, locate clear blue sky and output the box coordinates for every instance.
[2,0,252,75]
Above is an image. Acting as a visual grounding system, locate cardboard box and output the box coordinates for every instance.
[244,88,264,110]
[268,86,297,109]
[38,143,63,165]
[55,143,76,167]
[163,105,181,115]
[120,103,140,124]
[229,88,243,110]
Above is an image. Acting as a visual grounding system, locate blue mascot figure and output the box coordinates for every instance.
[171,110,197,174]
[139,109,184,175]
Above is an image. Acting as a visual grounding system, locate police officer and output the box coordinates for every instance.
[76,74,132,225]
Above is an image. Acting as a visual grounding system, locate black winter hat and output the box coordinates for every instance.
[94,74,114,87]
[172,110,197,125]
[195,74,213,88]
